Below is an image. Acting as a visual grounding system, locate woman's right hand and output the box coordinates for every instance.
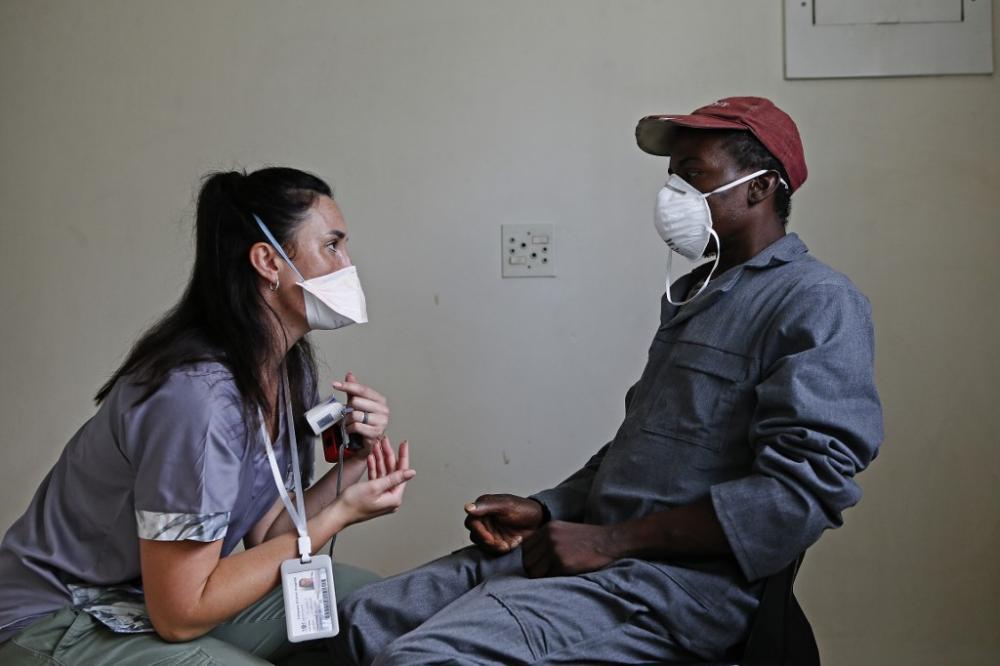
[336,436,413,525]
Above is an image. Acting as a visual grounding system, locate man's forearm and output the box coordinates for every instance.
[608,497,732,560]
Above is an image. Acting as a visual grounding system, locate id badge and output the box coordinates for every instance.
[280,554,338,642]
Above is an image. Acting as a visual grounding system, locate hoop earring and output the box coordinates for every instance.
[269,278,280,292]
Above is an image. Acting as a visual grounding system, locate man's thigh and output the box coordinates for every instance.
[374,562,694,666]
[332,546,523,665]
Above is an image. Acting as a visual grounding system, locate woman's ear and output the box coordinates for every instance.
[248,242,281,284]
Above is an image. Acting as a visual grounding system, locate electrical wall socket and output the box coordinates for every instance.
[501,223,555,278]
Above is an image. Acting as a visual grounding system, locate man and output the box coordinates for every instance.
[330,97,883,664]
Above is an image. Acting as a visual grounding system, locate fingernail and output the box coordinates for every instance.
[465,503,476,512]
[332,382,344,388]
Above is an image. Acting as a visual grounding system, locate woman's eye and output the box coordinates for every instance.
[326,242,340,255]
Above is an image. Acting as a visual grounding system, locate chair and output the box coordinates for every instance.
[675,554,820,666]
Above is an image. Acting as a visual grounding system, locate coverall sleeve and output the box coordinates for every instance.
[530,383,639,521]
[530,444,609,522]
[710,283,883,582]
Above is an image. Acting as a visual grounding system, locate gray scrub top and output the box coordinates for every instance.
[0,362,315,640]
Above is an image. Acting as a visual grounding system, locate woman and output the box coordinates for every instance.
[0,167,413,664]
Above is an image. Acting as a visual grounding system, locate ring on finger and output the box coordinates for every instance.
[361,411,370,425]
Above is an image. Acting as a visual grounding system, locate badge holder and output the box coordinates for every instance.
[263,368,340,642]
[280,545,338,642]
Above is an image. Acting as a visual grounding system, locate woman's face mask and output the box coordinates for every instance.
[253,213,368,331]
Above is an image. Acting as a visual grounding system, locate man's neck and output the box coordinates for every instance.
[713,222,786,278]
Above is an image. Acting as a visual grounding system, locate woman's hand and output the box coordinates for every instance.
[142,440,414,643]
[333,371,390,448]
[336,436,413,525]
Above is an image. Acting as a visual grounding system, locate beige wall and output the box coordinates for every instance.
[1,1,998,663]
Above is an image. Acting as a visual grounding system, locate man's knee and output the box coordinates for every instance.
[338,577,388,621]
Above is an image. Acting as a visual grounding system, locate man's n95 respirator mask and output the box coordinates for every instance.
[654,170,777,306]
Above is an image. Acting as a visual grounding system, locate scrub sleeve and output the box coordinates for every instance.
[129,373,245,547]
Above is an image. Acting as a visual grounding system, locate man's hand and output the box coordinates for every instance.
[520,521,618,578]
[464,494,545,554]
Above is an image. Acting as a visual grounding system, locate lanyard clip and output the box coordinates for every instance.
[298,535,313,564]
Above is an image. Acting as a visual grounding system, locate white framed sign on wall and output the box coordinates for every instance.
[785,0,994,78]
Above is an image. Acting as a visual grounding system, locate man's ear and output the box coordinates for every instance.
[747,172,782,206]
[248,241,281,284]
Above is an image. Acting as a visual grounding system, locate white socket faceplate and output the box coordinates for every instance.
[501,223,555,278]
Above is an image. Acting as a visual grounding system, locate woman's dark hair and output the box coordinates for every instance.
[721,131,793,225]
[95,167,332,441]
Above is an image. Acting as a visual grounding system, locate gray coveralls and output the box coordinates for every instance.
[331,233,884,665]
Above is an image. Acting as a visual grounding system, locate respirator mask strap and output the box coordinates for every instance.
[253,213,306,282]
[664,228,721,307]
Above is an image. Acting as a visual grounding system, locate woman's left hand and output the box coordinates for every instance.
[336,436,414,525]
[332,371,390,448]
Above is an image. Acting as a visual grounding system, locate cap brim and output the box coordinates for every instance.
[635,114,747,156]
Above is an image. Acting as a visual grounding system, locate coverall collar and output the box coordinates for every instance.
[663,233,809,329]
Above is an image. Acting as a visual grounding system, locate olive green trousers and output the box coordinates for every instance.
[0,562,378,665]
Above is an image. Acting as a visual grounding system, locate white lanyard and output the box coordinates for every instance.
[260,366,312,563]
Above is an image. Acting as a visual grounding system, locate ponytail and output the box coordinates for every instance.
[96,167,332,443]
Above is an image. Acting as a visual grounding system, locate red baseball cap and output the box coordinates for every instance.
[635,96,807,192]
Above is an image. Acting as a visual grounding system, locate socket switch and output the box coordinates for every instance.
[501,223,555,278]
